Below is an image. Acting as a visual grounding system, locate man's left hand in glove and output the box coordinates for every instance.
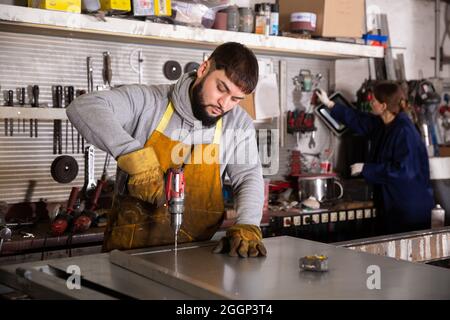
[212,224,267,258]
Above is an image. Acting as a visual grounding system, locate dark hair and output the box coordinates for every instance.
[373,81,406,115]
[208,42,259,94]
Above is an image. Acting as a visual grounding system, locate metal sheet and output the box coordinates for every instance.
[2,237,449,299]
[111,236,450,300]
[0,252,192,299]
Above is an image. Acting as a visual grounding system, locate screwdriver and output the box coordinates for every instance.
[19,87,26,133]
[64,86,74,154]
[31,85,39,138]
[53,86,63,154]
[6,90,13,136]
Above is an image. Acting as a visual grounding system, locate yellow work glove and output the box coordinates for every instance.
[213,224,267,258]
[117,147,165,206]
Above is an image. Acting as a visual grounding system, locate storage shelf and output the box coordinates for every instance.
[0,106,68,120]
[0,4,384,60]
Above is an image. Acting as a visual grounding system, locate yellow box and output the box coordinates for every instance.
[132,0,171,17]
[28,0,81,13]
[100,0,131,12]
[155,0,171,16]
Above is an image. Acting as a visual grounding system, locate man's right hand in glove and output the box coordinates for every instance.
[117,147,165,206]
[315,89,335,108]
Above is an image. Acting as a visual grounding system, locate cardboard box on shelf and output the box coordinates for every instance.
[100,0,131,12]
[279,0,365,38]
[28,0,81,13]
[239,93,256,120]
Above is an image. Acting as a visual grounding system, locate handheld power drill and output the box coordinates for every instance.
[165,167,185,236]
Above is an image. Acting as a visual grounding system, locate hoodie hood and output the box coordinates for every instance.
[170,72,198,126]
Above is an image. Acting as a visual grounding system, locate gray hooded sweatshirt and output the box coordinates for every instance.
[66,72,264,226]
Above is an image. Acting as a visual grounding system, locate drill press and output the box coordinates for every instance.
[165,167,185,236]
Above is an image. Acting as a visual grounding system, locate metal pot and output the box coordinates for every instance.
[298,175,343,203]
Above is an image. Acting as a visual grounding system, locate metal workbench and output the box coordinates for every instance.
[0,236,449,299]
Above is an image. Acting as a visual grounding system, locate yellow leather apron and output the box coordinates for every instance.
[103,102,224,251]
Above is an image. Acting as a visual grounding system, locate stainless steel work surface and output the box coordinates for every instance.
[0,252,192,299]
[1,236,449,299]
[111,236,450,299]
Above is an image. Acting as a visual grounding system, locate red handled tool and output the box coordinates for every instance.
[165,167,185,236]
[72,180,106,233]
[51,187,80,236]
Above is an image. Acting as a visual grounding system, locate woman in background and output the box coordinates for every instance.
[316,81,434,235]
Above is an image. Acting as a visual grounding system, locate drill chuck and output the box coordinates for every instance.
[169,197,184,235]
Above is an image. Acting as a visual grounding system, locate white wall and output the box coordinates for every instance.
[336,0,448,100]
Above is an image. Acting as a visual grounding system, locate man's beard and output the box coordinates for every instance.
[191,77,225,127]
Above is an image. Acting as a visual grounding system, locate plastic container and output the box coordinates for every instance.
[212,11,228,30]
[431,204,445,228]
[262,3,271,36]
[290,12,316,34]
[226,6,239,32]
[270,3,279,36]
[238,7,254,33]
[254,4,266,35]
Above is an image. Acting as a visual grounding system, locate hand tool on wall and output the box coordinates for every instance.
[102,51,112,89]
[87,57,94,93]
[77,126,80,153]
[5,90,13,105]
[4,90,14,136]
[18,87,26,133]
[75,90,86,154]
[260,130,272,169]
[83,145,97,199]
[165,167,185,237]
[287,110,313,133]
[31,85,39,138]
[72,120,75,154]
[52,86,63,154]
[64,86,74,154]
[130,48,144,84]
[15,88,21,133]
[295,111,305,132]
[0,84,4,137]
[81,130,85,152]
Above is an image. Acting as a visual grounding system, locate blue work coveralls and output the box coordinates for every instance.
[331,103,434,234]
